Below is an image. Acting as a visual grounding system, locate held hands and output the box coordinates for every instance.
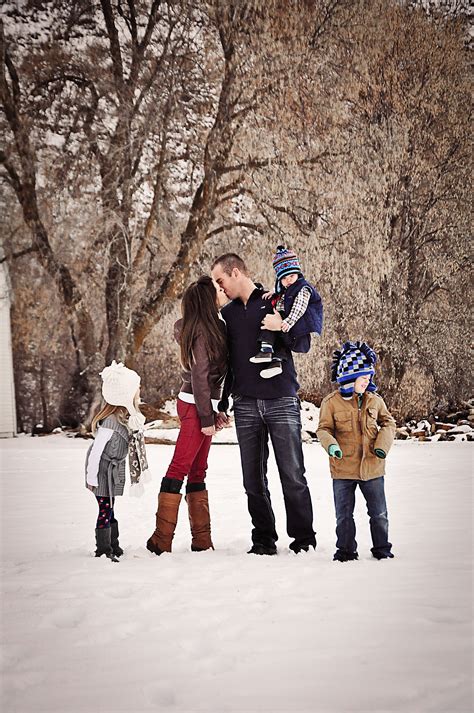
[261,309,283,331]
[202,411,231,436]
[215,411,230,431]
[201,425,216,436]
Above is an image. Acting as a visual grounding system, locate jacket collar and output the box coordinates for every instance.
[235,285,264,306]
[337,391,375,408]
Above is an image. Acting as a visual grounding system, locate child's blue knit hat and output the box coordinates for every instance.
[272,245,302,292]
[331,341,377,396]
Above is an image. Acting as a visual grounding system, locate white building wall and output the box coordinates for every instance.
[0,262,17,437]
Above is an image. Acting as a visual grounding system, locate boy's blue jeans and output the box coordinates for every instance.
[332,476,392,558]
[233,396,316,550]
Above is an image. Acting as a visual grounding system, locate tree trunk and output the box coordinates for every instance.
[127,28,241,360]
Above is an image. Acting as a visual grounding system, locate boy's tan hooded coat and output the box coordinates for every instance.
[317,391,396,480]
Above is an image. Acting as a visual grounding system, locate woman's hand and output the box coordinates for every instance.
[86,484,97,492]
[201,425,216,436]
[262,291,274,300]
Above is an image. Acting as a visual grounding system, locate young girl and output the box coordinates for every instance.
[86,361,148,562]
[146,275,228,556]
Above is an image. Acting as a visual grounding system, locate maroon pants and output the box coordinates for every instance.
[165,399,213,483]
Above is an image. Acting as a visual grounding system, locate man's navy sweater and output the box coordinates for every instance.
[221,287,300,400]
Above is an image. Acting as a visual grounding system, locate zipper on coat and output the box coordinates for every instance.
[358,394,367,477]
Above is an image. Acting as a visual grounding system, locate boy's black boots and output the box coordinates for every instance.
[95,528,119,562]
[110,519,124,557]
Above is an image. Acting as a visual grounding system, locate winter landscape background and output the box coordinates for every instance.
[1,1,472,711]
[0,434,472,713]
[1,0,472,430]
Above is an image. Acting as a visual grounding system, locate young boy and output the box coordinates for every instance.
[317,341,396,561]
[250,245,323,378]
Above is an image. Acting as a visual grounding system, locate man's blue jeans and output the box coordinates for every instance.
[332,477,392,558]
[233,396,316,549]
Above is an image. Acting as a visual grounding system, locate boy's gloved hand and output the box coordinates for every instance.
[374,448,386,459]
[328,444,343,459]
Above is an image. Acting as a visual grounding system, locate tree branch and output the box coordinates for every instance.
[100,0,125,92]
[0,150,22,194]
[0,245,38,263]
[206,221,265,238]
[310,0,342,48]
[117,0,138,45]
[139,0,162,56]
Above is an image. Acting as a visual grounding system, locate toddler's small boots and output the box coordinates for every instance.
[250,346,273,364]
[260,357,283,379]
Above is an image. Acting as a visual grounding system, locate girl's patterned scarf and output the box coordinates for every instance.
[128,431,148,485]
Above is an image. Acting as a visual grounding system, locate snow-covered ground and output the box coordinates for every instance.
[0,436,472,713]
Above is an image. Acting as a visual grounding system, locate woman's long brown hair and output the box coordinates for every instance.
[179,275,226,371]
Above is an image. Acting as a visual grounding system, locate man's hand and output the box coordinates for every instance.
[261,309,283,331]
[201,425,216,436]
[215,412,230,431]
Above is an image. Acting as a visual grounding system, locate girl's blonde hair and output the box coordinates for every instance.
[91,392,141,433]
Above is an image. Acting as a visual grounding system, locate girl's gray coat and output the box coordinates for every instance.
[85,415,130,498]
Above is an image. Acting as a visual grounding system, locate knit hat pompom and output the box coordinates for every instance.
[331,341,377,396]
[272,245,302,292]
[100,360,144,429]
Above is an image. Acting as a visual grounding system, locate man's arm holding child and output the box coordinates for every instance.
[261,286,311,333]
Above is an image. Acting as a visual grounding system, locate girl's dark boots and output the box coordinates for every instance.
[110,519,124,557]
[186,489,214,552]
[146,492,182,555]
[95,528,119,562]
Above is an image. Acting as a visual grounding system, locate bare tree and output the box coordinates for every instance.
[1,18,98,395]
[1,0,470,425]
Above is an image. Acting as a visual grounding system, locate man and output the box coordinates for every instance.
[211,253,316,555]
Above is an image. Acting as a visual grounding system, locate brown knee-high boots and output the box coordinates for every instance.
[146,492,182,555]
[186,490,214,551]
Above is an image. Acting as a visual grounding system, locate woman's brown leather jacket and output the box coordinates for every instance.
[174,319,228,428]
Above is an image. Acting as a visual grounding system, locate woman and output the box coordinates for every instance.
[146,275,228,555]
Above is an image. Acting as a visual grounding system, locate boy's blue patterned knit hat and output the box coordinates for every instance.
[272,245,302,292]
[331,341,377,396]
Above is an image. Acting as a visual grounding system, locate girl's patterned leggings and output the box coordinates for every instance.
[95,496,116,529]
